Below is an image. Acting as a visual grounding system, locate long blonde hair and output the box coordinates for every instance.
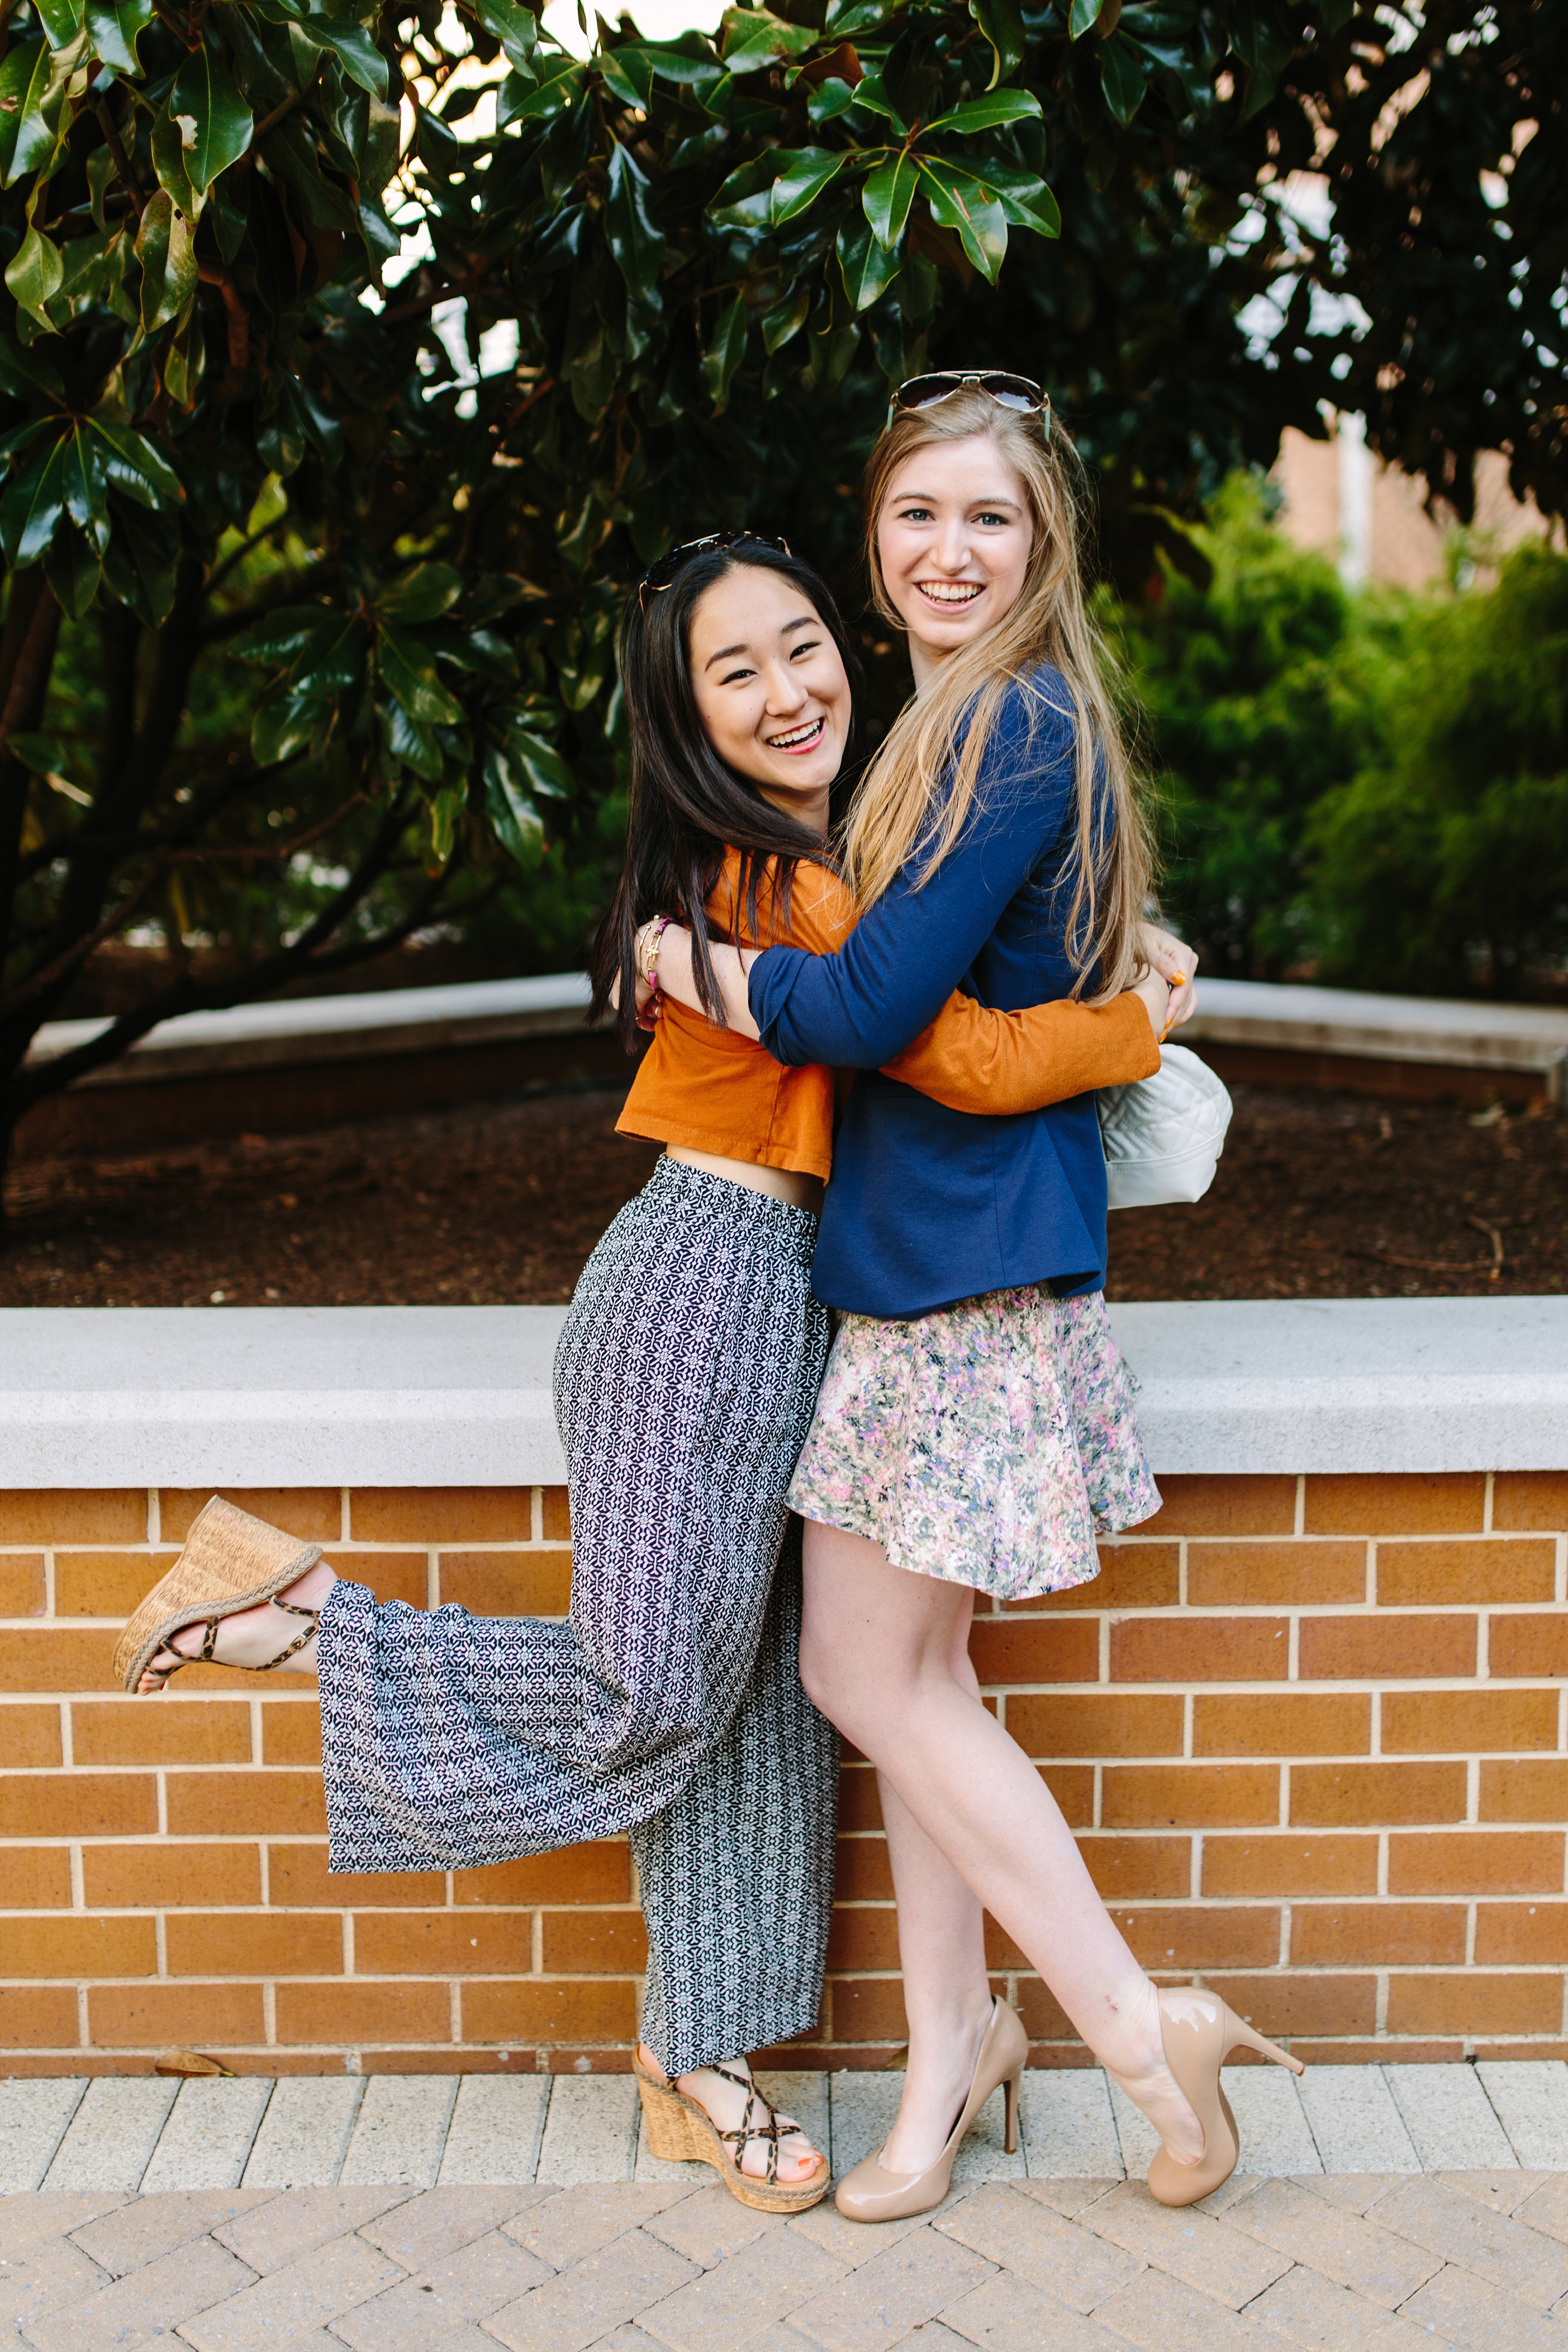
[841,388,1153,998]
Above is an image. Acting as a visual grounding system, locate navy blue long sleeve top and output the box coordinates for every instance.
[749,666,1111,1319]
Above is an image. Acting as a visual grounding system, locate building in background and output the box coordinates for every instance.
[1273,414,1551,590]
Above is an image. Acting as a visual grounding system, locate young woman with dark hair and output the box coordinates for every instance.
[114,533,1170,2213]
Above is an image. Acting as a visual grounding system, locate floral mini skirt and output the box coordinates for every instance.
[787,1284,1160,1602]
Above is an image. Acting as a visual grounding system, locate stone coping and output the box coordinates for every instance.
[26,972,1568,1093]
[2,1297,1564,1488]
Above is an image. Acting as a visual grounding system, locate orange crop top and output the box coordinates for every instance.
[617,850,1159,1181]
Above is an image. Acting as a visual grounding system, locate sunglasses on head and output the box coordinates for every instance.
[638,530,792,607]
[893,371,1049,424]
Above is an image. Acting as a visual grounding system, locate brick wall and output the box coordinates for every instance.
[3,1471,1566,2076]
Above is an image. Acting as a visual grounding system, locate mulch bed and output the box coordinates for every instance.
[0,1079,1562,1308]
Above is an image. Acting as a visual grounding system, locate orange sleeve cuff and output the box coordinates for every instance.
[884,989,1161,1115]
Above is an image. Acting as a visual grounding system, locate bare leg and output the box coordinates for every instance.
[136,1559,338,1692]
[800,1522,1202,2168]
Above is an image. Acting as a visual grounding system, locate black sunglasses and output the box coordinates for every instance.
[893,371,1050,425]
[638,530,793,607]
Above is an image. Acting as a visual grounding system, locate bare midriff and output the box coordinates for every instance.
[665,1144,825,1214]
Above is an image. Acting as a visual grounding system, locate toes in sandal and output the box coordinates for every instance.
[114,1496,324,1694]
[633,2053,831,2213]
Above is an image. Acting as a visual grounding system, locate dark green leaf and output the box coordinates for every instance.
[484,741,542,860]
[32,0,82,52]
[0,429,68,565]
[508,56,585,118]
[289,612,366,698]
[136,192,198,334]
[0,331,63,400]
[99,495,178,626]
[60,422,111,555]
[1070,0,1104,33]
[86,418,182,510]
[379,622,465,726]
[969,0,1024,85]
[0,43,62,189]
[377,562,464,622]
[5,228,64,330]
[806,73,857,124]
[605,140,663,310]
[823,0,887,38]
[862,151,918,248]
[306,15,388,99]
[926,90,1040,133]
[847,70,905,126]
[598,39,722,108]
[380,693,443,781]
[761,283,810,352]
[975,155,1061,236]
[84,0,153,73]
[1099,32,1146,122]
[44,522,101,618]
[461,0,538,72]
[168,47,255,195]
[230,607,331,667]
[837,214,899,310]
[771,147,848,225]
[719,4,817,73]
[252,679,336,766]
[702,289,747,411]
[707,155,778,230]
[918,155,1008,280]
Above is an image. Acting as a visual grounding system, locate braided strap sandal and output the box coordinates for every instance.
[633,2051,831,2213]
[113,1496,324,1694]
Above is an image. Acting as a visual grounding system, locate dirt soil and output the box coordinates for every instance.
[0,1080,1563,1309]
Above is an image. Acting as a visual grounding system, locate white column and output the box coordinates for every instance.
[1337,409,1373,590]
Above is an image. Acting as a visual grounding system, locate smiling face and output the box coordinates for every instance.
[686,564,850,834]
[875,432,1035,686]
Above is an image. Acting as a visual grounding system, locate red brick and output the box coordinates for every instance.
[969,1620,1098,1683]
[1481,1761,1568,1822]
[1218,1974,1377,2038]
[1490,1616,1568,1679]
[0,1556,45,1615]
[1141,1478,1296,1537]
[165,1771,327,1835]
[1203,1836,1378,1897]
[1383,1689,1559,1753]
[1015,1546,1179,1613]
[90,1982,265,2047]
[72,1701,253,1766]
[1103,1766,1280,1828]
[268,1844,442,1907]
[0,1986,80,2047]
[0,1773,156,1837]
[542,1489,570,1539]
[1077,1837,1191,1900]
[454,1845,631,1905]
[1040,1766,1095,1826]
[0,1492,146,1545]
[1389,1831,1564,1894]
[166,1914,343,1976]
[160,1489,342,1542]
[1193,1694,1370,1757]
[1014,1976,1076,2041]
[0,1703,62,1765]
[1112,1619,1289,1682]
[350,1489,534,1543]
[1377,1540,1556,1605]
[1305,1474,1486,1536]
[1009,1695,1182,1759]
[54,1551,178,1617]
[838,1769,883,1832]
[357,1912,534,1974]
[1297,1616,1476,1681]
[1292,1763,1468,1827]
[85,1844,261,1908]
[275,1981,450,2043]
[262,1705,323,1766]
[1290,1903,1466,1966]
[835,1839,893,1900]
[438,1552,573,1616]
[1109,1906,1280,1969]
[828,1909,901,1969]
[0,1848,71,1907]
[1476,1904,1568,1964]
[1387,1973,1562,2036]
[323,1553,427,1608]
[0,1627,122,1692]
[4,1917,157,1977]
[1187,1543,1366,1606]
[825,1979,906,2044]
[461,1980,637,2042]
[1494,1474,1568,1532]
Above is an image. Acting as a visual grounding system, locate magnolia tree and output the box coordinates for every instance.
[0,0,1560,1194]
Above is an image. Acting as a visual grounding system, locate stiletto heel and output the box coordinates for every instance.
[1139,1988,1306,2209]
[836,1998,1029,2222]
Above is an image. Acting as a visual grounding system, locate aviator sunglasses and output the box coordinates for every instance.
[638,530,792,607]
[894,371,1050,427]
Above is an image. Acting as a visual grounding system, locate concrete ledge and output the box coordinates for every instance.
[3,1296,1564,1487]
[1190,978,1568,1095]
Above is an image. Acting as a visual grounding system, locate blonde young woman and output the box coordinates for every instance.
[650,374,1304,2215]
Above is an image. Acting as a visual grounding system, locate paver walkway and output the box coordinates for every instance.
[9,2063,1568,2348]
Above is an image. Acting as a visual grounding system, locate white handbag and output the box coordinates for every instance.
[1098,1043,1233,1210]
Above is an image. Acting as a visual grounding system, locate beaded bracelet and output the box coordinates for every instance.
[636,915,672,992]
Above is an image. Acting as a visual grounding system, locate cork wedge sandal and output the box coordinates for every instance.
[633,2052,831,2213]
[114,1496,325,1694]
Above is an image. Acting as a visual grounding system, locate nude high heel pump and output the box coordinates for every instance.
[1141,1988,1305,2208]
[835,1998,1028,2223]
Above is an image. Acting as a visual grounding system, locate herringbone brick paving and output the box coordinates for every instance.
[10,2062,1568,2347]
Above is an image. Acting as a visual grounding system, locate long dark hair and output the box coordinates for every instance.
[590,542,862,1053]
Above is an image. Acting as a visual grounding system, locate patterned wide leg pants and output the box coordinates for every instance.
[315,1157,839,2076]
